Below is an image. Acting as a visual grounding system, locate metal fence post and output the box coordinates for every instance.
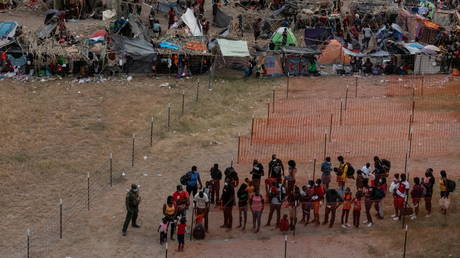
[87,173,90,211]
[110,153,113,187]
[27,228,30,258]
[131,134,135,167]
[59,199,63,239]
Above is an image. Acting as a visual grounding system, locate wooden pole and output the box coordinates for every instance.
[323,133,327,159]
[196,81,200,102]
[237,133,241,164]
[167,104,171,131]
[403,225,408,258]
[411,100,415,118]
[59,199,63,239]
[272,89,275,113]
[339,99,343,126]
[404,153,408,173]
[355,77,358,97]
[408,132,413,159]
[109,153,113,187]
[267,103,270,126]
[286,74,290,99]
[87,173,90,211]
[250,114,255,145]
[312,158,317,181]
[27,229,30,258]
[131,134,135,167]
[408,115,412,140]
[150,117,154,147]
[345,85,349,110]
[329,113,333,142]
[181,90,185,116]
[165,242,168,258]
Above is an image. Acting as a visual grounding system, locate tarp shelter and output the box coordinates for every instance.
[271,27,297,50]
[417,19,441,45]
[157,1,183,16]
[432,10,459,29]
[318,40,350,64]
[396,9,420,41]
[111,34,156,73]
[304,27,333,46]
[217,39,250,57]
[262,55,284,77]
[213,7,231,28]
[0,21,18,48]
[281,46,321,56]
[181,8,203,36]
[342,47,390,57]
[414,54,440,74]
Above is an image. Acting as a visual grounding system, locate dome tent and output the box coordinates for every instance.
[271,27,297,50]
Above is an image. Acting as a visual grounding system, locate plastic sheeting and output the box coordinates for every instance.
[213,7,231,28]
[304,27,333,46]
[181,8,202,36]
[217,39,250,57]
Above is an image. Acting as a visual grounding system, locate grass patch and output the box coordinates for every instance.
[84,121,106,131]
[12,151,30,163]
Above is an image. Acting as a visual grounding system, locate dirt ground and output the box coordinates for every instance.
[1,72,460,258]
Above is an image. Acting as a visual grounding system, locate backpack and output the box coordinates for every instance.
[446,179,456,193]
[346,163,355,178]
[180,173,190,185]
[272,163,282,178]
[373,187,385,200]
[192,223,205,240]
[381,159,391,171]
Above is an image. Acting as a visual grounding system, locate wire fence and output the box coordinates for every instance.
[6,77,217,258]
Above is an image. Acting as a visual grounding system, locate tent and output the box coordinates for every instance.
[271,27,297,50]
[213,7,232,28]
[111,34,156,73]
[318,40,350,64]
[262,55,284,77]
[181,8,203,36]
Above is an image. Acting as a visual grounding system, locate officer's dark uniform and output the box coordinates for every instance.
[122,184,141,235]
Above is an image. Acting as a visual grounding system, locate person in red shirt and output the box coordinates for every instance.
[279,214,289,234]
[312,179,325,226]
[177,217,187,252]
[172,185,190,217]
[410,177,424,219]
[341,187,352,228]
[352,192,362,227]
[168,8,176,29]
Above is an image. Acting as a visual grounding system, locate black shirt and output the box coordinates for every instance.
[251,163,264,179]
[325,189,343,204]
[210,167,222,180]
[221,184,235,207]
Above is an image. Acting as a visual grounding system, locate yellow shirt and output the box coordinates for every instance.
[440,179,447,192]
[247,185,255,197]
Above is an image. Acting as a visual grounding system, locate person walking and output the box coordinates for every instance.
[210,163,222,205]
[186,166,203,197]
[250,190,264,233]
[250,159,264,193]
[395,173,410,221]
[389,173,400,219]
[422,168,435,217]
[173,185,190,218]
[237,183,249,230]
[284,160,297,195]
[177,217,187,252]
[221,179,235,230]
[312,179,325,226]
[122,184,141,236]
[321,157,332,189]
[323,188,343,228]
[439,170,454,215]
[158,218,169,245]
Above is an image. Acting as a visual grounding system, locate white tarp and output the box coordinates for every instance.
[181,8,203,36]
[217,39,250,57]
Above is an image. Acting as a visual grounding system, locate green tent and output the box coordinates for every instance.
[271,27,297,50]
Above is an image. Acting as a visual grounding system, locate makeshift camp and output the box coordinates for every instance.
[271,27,297,50]
[261,55,284,77]
[111,34,156,73]
[217,38,250,57]
[414,54,441,74]
[318,40,350,64]
[417,20,441,45]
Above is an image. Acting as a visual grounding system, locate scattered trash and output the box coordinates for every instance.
[143,156,148,160]
[143,173,148,177]
[157,174,162,177]
[122,172,126,176]
[159,82,170,88]
[127,76,133,81]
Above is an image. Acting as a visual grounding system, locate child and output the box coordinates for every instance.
[299,181,314,225]
[158,217,169,245]
[356,170,364,192]
[312,179,325,226]
[341,187,352,228]
[279,214,290,234]
[410,177,424,220]
[352,192,362,228]
[177,217,187,252]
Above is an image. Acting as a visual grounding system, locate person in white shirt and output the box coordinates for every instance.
[361,163,371,178]
[362,25,373,50]
[194,191,209,231]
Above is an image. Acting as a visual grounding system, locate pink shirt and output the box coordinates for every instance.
[251,195,263,211]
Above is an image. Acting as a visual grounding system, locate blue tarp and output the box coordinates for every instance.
[0,22,17,38]
[159,42,181,50]
[7,55,26,67]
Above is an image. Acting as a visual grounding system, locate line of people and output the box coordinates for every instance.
[121,154,456,252]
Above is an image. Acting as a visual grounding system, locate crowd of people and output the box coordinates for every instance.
[121,154,456,252]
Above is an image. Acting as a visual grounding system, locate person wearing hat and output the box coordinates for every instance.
[122,184,142,236]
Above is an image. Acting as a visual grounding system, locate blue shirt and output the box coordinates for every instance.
[187,171,200,186]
